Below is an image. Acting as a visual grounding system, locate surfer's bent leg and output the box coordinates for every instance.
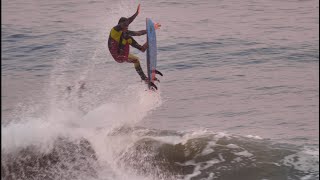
[128,54,147,81]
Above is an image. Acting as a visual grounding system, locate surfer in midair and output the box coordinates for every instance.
[108,4,161,83]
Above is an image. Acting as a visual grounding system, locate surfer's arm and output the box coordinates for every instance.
[113,18,139,31]
[127,30,147,36]
[113,4,140,31]
[128,4,140,25]
[127,12,138,25]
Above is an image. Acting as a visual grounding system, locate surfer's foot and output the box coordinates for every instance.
[143,77,160,83]
[153,77,160,82]
[142,77,149,83]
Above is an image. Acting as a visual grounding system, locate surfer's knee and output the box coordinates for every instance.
[128,54,139,63]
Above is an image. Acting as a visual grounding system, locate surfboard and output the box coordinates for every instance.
[146,18,162,90]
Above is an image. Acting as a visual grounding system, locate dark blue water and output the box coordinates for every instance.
[2,0,319,179]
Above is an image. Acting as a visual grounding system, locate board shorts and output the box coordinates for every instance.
[109,40,139,63]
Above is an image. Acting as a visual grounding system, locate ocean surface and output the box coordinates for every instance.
[2,0,319,179]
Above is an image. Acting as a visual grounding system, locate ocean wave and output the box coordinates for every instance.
[2,126,318,180]
[2,137,98,180]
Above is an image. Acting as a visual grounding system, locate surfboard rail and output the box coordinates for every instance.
[146,18,163,90]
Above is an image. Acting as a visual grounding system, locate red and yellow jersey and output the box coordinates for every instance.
[110,28,133,45]
[108,28,131,63]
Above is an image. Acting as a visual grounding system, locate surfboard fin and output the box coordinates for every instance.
[155,70,163,76]
[148,81,158,90]
[153,77,160,83]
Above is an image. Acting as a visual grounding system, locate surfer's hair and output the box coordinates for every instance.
[118,17,128,25]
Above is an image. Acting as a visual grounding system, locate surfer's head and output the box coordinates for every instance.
[118,17,129,31]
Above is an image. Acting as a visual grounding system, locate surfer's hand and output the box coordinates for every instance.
[154,23,161,30]
[136,4,140,15]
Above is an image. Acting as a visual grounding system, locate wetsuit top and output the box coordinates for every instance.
[108,28,147,62]
[108,28,131,62]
